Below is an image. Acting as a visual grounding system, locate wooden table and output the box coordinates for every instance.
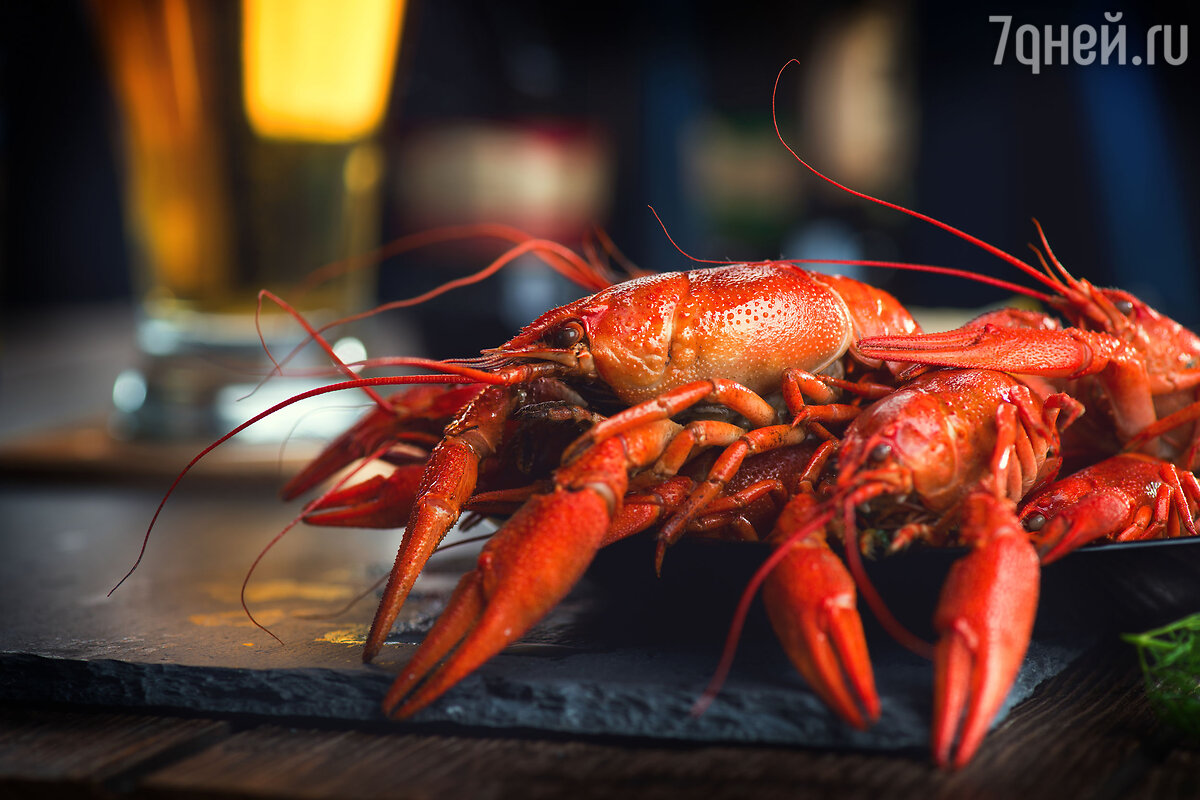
[1,646,1197,799]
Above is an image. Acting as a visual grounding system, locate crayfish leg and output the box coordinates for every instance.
[302,465,426,528]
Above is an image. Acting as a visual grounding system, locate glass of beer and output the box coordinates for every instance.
[92,0,405,439]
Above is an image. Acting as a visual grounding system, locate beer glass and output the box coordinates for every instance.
[93,0,405,439]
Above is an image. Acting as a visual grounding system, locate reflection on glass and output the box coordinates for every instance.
[91,0,405,439]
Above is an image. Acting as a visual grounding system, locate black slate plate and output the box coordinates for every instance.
[3,482,1196,752]
[588,534,1200,644]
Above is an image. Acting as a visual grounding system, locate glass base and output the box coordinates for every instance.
[111,313,386,442]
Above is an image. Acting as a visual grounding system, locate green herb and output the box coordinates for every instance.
[1122,613,1200,738]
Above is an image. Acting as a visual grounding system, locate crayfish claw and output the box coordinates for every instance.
[385,421,678,715]
[759,494,879,728]
[385,486,613,717]
[931,492,1039,769]
[1033,512,1107,565]
[383,564,487,717]
[282,385,480,501]
[762,534,879,729]
[303,467,424,528]
[281,403,401,500]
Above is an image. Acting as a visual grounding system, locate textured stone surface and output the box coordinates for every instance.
[0,631,1084,750]
[3,484,1197,750]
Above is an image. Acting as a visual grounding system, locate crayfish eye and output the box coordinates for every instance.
[548,321,585,349]
[1023,513,1046,532]
[869,443,892,462]
[1114,299,1135,315]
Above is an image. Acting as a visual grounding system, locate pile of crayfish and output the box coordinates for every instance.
[246,198,1200,767]
[128,77,1200,772]
[263,233,1200,768]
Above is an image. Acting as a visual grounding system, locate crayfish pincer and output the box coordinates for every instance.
[767,367,1082,768]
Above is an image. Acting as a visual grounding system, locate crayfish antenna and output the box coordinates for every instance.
[240,442,394,644]
[770,59,1069,300]
[649,204,1051,304]
[114,372,498,597]
[256,231,617,392]
[250,289,390,410]
[293,223,613,298]
[291,533,496,623]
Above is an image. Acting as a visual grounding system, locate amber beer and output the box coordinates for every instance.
[92,0,404,435]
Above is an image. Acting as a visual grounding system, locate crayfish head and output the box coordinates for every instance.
[836,387,959,515]
[476,294,601,382]
[1050,280,1154,340]
[837,440,915,513]
[1056,280,1200,355]
[481,271,692,403]
[1089,286,1200,376]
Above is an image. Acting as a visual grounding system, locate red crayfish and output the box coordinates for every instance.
[268,218,1200,768]
[126,66,1200,770]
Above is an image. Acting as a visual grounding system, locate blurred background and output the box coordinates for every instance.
[1,0,1198,432]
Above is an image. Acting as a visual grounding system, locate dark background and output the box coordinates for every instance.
[2,1,1198,344]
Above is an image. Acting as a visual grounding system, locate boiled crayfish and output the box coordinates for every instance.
[270,221,1199,769]
[128,66,1200,770]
